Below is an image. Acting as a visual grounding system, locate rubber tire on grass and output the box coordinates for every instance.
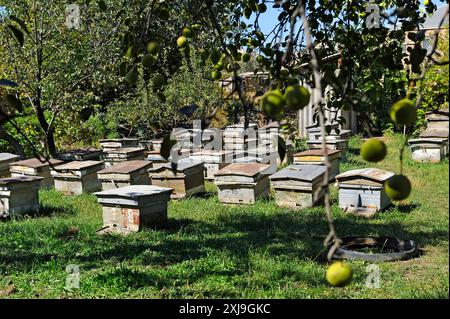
[333,236,419,262]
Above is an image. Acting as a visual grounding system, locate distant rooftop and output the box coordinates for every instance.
[422,5,449,29]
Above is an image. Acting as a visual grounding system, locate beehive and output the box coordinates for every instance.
[214,163,271,204]
[148,162,205,199]
[147,150,169,168]
[336,168,394,218]
[99,138,140,151]
[293,149,341,181]
[232,149,278,174]
[56,148,102,161]
[0,176,43,217]
[223,124,259,151]
[0,153,19,178]
[97,160,153,190]
[269,165,326,209]
[9,158,63,188]
[189,150,230,180]
[151,139,163,152]
[419,130,449,156]
[307,139,348,160]
[425,109,449,132]
[95,185,173,235]
[103,147,146,167]
[51,161,104,195]
[409,138,448,163]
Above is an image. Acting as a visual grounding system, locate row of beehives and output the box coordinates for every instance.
[408,109,449,163]
[1,145,395,234]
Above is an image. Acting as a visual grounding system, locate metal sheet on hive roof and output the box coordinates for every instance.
[294,149,341,157]
[10,158,63,168]
[98,160,152,174]
[0,153,19,162]
[336,168,394,184]
[53,160,103,171]
[0,175,43,185]
[215,163,271,177]
[94,185,173,202]
[269,165,326,182]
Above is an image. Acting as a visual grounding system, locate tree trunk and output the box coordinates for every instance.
[0,126,26,159]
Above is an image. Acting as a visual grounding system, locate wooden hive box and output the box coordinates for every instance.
[269,164,326,209]
[95,185,173,235]
[307,139,348,160]
[99,138,140,151]
[151,139,163,152]
[51,161,104,195]
[409,138,448,163]
[336,168,394,218]
[103,147,146,167]
[56,148,102,161]
[419,130,449,156]
[97,160,153,190]
[223,124,259,151]
[147,150,169,168]
[189,150,231,180]
[0,153,19,178]
[293,149,341,181]
[214,163,271,204]
[9,158,63,188]
[425,109,449,132]
[148,162,205,199]
[0,176,43,217]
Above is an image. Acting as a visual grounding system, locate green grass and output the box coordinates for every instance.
[0,133,448,298]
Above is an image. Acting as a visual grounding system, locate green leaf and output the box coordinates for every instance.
[7,24,24,47]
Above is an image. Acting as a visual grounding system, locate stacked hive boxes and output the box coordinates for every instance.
[9,158,63,188]
[0,176,43,217]
[0,153,19,178]
[51,161,104,195]
[97,160,152,190]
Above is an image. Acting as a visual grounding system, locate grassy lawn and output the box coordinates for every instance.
[0,133,448,299]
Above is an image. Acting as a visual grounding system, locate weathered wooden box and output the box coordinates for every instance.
[425,109,449,132]
[97,160,153,190]
[99,138,140,151]
[9,158,63,188]
[51,161,104,195]
[409,138,448,163]
[214,163,271,204]
[269,164,326,209]
[0,153,19,178]
[223,124,259,151]
[189,150,230,180]
[0,176,43,217]
[103,147,146,167]
[148,162,205,199]
[56,148,103,161]
[95,185,173,234]
[147,150,169,168]
[307,139,348,160]
[232,149,278,174]
[336,168,394,218]
[293,149,341,181]
[419,130,449,156]
[151,139,163,152]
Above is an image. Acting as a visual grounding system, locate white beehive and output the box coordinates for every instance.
[9,158,63,188]
[97,160,153,190]
[148,162,205,199]
[409,138,448,163]
[102,147,146,167]
[95,185,173,235]
[0,153,19,178]
[51,161,104,195]
[293,149,341,181]
[336,168,394,218]
[269,164,326,209]
[214,163,271,204]
[0,176,43,217]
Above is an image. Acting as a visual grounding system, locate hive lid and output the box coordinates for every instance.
[94,185,173,200]
[294,149,341,157]
[10,158,63,169]
[336,168,394,185]
[0,153,20,162]
[104,147,146,154]
[0,175,43,185]
[409,138,447,144]
[269,164,326,182]
[419,130,449,138]
[215,163,271,177]
[98,160,152,174]
[99,138,140,143]
[53,160,103,171]
[149,161,203,172]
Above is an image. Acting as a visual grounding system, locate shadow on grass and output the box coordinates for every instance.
[0,207,447,289]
